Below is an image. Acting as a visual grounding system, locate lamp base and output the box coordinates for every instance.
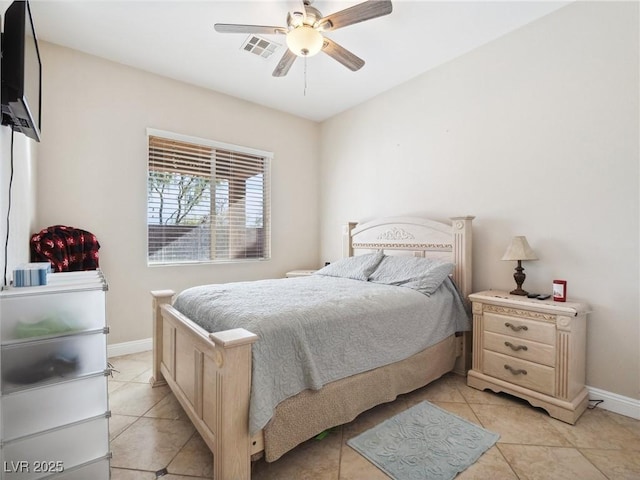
[511,260,528,296]
[510,287,528,296]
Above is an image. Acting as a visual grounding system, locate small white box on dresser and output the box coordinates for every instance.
[467,290,590,424]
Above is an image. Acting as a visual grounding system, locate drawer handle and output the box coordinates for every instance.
[505,322,528,332]
[504,364,527,375]
[504,341,528,352]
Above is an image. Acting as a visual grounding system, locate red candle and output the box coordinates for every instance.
[553,280,567,302]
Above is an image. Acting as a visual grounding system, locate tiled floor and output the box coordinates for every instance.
[108,351,640,479]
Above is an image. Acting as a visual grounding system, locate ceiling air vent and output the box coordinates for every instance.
[241,35,281,59]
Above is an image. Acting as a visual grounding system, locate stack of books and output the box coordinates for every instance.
[13,262,52,287]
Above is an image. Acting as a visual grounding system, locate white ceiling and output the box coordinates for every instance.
[20,0,569,122]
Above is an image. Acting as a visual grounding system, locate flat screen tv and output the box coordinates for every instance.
[1,0,41,142]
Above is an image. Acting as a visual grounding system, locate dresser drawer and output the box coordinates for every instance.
[483,331,555,367]
[1,414,109,480]
[484,312,555,345]
[1,373,108,441]
[0,289,105,342]
[483,350,555,396]
[1,330,107,394]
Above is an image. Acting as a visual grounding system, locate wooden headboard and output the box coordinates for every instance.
[343,216,474,299]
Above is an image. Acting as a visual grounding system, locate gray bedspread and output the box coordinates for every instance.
[172,275,470,434]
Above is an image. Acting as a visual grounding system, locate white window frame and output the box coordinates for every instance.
[147,128,272,266]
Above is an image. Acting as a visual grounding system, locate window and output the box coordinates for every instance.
[147,129,271,265]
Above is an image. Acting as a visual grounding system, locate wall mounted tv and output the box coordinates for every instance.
[1,0,41,142]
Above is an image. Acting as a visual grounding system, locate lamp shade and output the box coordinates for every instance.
[501,236,538,261]
[286,25,323,57]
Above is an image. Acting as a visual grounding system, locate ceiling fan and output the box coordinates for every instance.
[214,0,393,77]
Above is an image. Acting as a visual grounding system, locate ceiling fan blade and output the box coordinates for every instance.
[272,49,297,77]
[321,38,365,71]
[214,23,287,35]
[317,0,392,31]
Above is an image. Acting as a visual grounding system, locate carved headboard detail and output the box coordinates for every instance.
[343,216,474,300]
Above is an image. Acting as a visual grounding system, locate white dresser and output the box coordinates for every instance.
[467,290,590,424]
[0,271,111,479]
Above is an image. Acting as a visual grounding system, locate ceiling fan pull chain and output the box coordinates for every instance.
[304,56,308,96]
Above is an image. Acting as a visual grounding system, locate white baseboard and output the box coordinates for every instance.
[108,337,153,358]
[587,386,640,420]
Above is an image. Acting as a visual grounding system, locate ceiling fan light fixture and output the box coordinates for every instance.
[286,25,323,57]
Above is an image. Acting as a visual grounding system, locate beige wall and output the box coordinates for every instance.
[36,43,320,344]
[319,2,639,400]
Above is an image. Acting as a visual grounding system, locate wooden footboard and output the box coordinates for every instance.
[150,290,259,480]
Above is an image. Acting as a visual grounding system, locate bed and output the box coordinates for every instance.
[150,215,474,479]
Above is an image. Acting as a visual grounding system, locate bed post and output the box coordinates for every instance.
[342,222,357,258]
[150,290,174,387]
[209,329,258,480]
[449,216,474,300]
[450,216,474,375]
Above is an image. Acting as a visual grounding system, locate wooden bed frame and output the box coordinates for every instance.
[150,215,473,479]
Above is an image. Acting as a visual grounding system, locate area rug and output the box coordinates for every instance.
[347,401,500,480]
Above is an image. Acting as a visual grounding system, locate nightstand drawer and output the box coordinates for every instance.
[483,331,555,367]
[483,350,555,396]
[484,312,555,345]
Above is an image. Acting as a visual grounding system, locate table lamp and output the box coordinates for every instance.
[501,236,538,295]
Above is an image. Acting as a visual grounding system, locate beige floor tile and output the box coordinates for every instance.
[110,467,156,479]
[109,414,139,440]
[108,379,128,394]
[498,445,607,480]
[252,428,342,480]
[342,399,409,440]
[144,392,189,421]
[456,445,518,480]
[167,432,213,478]
[601,409,640,437]
[106,354,639,480]
[339,444,392,480]
[131,368,154,383]
[164,475,211,479]
[110,417,195,471]
[163,476,211,479]
[109,351,153,382]
[110,381,170,416]
[580,448,640,480]
[403,373,468,404]
[549,407,640,450]
[470,403,573,446]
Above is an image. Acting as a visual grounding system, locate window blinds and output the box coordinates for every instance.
[147,132,271,264]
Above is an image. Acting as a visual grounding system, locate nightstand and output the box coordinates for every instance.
[467,290,590,424]
[285,269,317,278]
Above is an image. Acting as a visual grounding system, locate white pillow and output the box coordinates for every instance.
[313,251,384,281]
[369,255,454,295]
